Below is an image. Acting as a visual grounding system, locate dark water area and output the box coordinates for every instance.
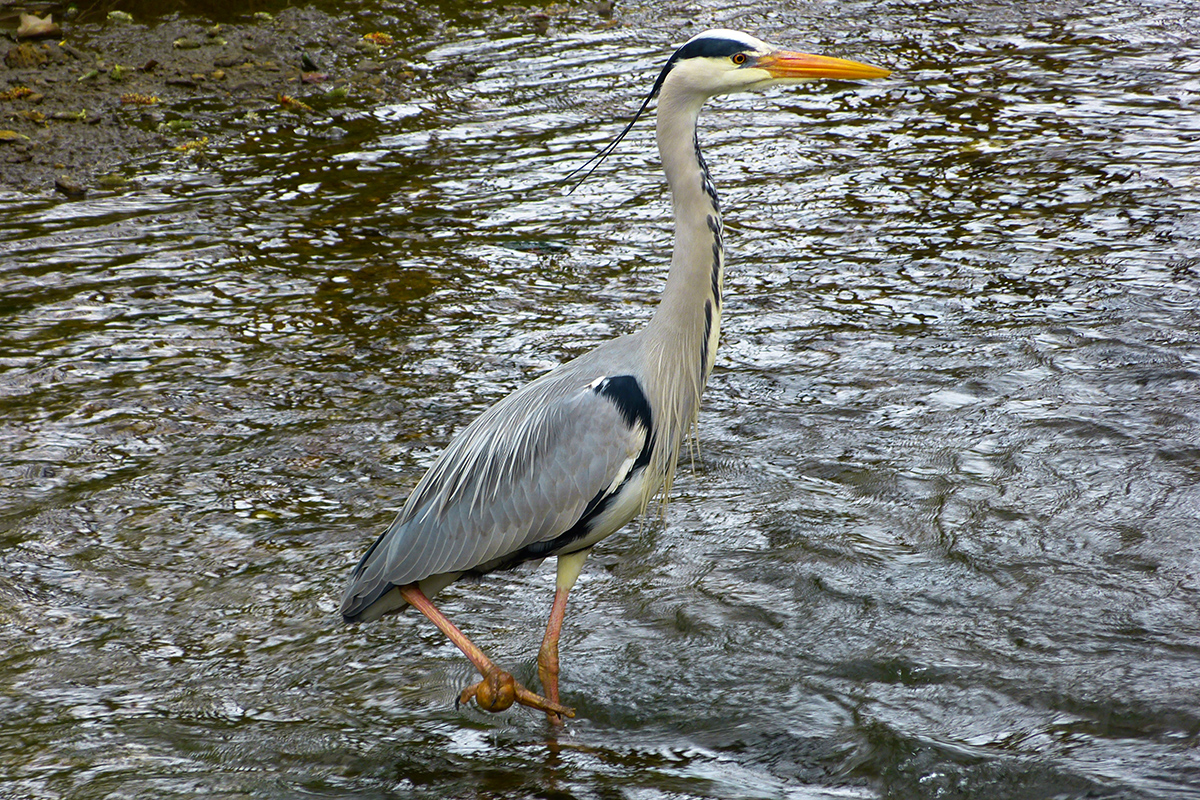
[3,0,1199,797]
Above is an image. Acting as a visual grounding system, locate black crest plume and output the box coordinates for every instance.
[561,48,682,193]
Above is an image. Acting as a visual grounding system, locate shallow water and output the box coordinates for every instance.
[3,0,1200,798]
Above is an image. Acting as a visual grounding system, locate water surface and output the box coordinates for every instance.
[3,0,1199,797]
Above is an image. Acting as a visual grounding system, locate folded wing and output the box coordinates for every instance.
[341,369,651,622]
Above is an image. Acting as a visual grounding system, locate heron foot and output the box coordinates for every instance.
[456,667,575,718]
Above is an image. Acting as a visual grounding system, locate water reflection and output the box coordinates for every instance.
[2,0,1200,798]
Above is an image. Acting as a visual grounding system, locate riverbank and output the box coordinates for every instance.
[0,4,447,194]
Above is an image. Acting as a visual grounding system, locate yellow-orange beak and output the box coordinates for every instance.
[757,50,891,81]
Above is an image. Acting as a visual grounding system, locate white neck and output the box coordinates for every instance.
[651,88,724,336]
[635,77,725,505]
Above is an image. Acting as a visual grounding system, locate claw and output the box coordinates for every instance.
[458,667,575,718]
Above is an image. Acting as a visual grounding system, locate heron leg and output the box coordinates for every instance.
[538,548,591,725]
[398,584,575,718]
[538,586,570,724]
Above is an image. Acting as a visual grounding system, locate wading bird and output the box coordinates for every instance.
[341,29,889,722]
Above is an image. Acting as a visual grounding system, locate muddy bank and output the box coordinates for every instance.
[0,3,479,195]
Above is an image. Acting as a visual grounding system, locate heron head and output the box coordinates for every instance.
[564,29,889,191]
[656,29,891,98]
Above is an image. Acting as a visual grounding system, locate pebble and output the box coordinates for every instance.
[54,175,87,197]
[5,43,49,69]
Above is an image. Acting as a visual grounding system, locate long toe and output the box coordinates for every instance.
[514,684,575,718]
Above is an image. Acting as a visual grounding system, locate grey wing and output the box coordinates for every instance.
[340,372,650,622]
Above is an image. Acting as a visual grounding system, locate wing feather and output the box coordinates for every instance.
[341,367,648,621]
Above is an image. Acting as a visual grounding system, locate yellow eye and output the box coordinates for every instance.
[731,53,747,65]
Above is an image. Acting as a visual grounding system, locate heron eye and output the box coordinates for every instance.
[731,53,747,65]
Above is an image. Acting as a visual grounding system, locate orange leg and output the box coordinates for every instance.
[536,547,591,726]
[399,584,575,718]
[538,586,571,725]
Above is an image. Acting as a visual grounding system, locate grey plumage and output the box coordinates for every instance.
[338,28,889,719]
[342,340,658,621]
[341,34,737,624]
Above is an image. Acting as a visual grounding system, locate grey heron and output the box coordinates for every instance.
[341,29,889,722]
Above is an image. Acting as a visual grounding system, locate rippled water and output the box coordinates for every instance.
[3,0,1200,797]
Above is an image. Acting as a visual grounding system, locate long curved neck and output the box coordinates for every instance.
[637,82,725,503]
[650,88,724,346]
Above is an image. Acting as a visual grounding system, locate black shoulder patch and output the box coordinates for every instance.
[493,375,655,567]
[593,375,652,433]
